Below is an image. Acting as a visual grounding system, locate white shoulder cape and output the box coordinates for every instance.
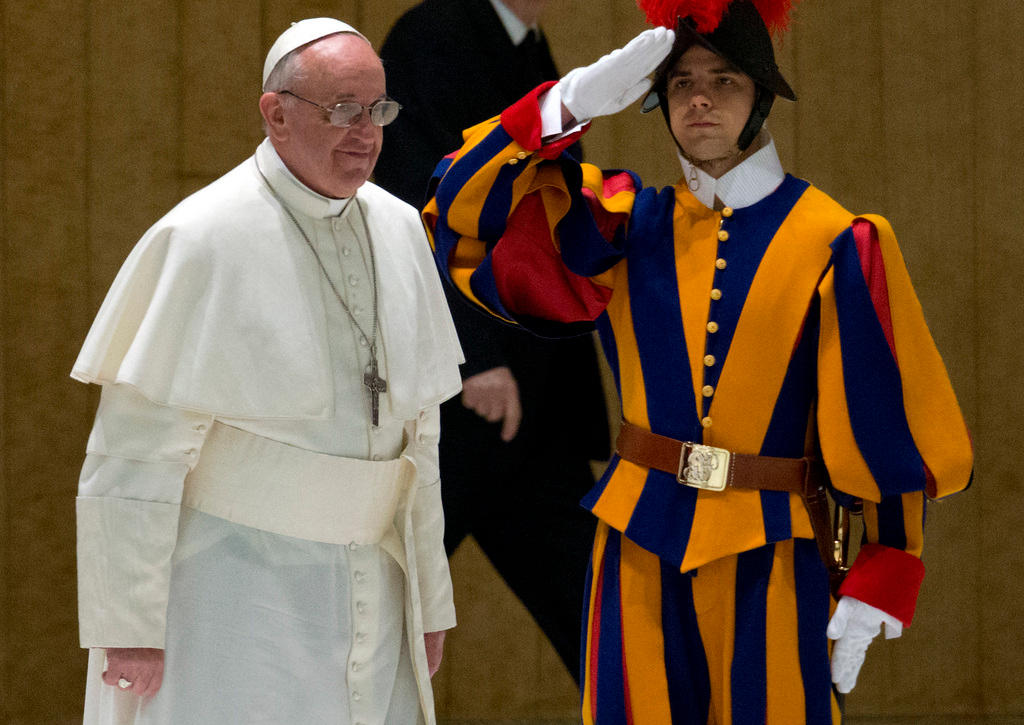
[72,140,463,420]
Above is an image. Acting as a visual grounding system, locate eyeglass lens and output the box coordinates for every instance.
[331,100,400,127]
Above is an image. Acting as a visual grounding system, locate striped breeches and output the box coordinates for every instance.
[581,522,842,724]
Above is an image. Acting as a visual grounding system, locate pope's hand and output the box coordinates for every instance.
[827,596,903,693]
[560,27,676,123]
[424,630,446,677]
[461,366,522,442]
[102,647,165,698]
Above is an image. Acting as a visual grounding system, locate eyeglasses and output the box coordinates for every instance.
[278,90,401,127]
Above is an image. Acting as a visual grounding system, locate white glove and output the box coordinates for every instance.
[559,27,676,122]
[826,596,903,693]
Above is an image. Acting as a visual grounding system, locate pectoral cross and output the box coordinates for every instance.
[363,356,388,427]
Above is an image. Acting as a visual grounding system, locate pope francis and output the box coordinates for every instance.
[71,18,463,725]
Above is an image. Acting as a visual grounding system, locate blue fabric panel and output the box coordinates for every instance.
[731,544,774,723]
[874,494,908,551]
[831,229,926,495]
[595,530,628,724]
[792,538,834,724]
[660,558,711,724]
[624,469,699,568]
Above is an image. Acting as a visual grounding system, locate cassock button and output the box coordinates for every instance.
[701,417,713,428]
[341,246,351,257]
[707,321,719,333]
[718,230,730,242]
[516,151,527,160]
[357,602,367,614]
[352,662,362,672]
[507,157,519,165]
[353,305,364,315]
[193,423,207,433]
[710,288,722,301]
[702,385,715,397]
[721,207,734,217]
[715,258,727,270]
[354,571,367,584]
[348,274,360,286]
[703,354,716,367]
[352,692,362,702]
[356,632,367,644]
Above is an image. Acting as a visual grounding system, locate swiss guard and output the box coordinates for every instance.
[425,0,974,722]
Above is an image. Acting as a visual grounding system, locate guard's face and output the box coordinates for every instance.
[666,45,755,164]
[271,34,385,198]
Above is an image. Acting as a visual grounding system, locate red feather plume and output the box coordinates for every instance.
[635,0,799,34]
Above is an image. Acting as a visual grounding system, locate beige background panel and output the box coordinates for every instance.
[977,0,1024,713]
[1,1,1021,722]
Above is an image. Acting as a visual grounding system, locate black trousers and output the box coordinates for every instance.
[439,399,598,685]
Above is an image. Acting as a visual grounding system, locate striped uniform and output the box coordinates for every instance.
[424,84,973,724]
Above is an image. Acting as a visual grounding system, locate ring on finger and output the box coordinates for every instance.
[117,677,133,690]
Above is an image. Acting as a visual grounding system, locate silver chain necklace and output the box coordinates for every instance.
[255,162,388,426]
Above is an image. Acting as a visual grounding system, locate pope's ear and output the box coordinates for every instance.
[259,92,287,139]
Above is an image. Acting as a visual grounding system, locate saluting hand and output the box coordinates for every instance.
[559,26,676,123]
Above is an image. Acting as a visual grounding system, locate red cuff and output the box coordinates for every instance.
[500,81,588,159]
[838,543,925,627]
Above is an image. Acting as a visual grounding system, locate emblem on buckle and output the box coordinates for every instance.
[678,443,730,491]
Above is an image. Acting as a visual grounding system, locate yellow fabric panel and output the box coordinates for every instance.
[860,492,925,557]
[680,488,767,572]
[590,459,648,534]
[606,267,648,426]
[899,492,925,557]
[816,267,883,502]
[581,522,609,725]
[673,191,720,418]
[789,493,815,540]
[619,533,675,725]
[764,539,808,725]
[708,187,849,453]
[691,553,739,725]
[861,214,973,498]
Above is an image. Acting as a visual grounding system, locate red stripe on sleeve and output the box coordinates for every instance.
[852,218,896,357]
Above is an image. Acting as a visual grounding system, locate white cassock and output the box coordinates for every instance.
[73,139,464,725]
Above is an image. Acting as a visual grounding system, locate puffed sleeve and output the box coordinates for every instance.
[76,383,213,648]
[424,82,640,336]
[817,216,973,625]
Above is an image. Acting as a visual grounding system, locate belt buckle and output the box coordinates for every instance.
[678,443,730,491]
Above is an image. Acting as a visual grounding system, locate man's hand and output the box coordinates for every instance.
[424,630,446,678]
[827,596,903,693]
[102,647,165,698]
[560,26,675,122]
[461,366,522,442]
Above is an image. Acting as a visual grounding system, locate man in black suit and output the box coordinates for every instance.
[375,0,608,684]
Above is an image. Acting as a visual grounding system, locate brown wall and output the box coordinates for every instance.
[1,1,1021,722]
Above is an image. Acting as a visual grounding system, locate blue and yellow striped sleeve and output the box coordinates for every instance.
[423,82,638,336]
[818,216,973,624]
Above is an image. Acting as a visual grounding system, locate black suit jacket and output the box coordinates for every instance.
[376,0,608,463]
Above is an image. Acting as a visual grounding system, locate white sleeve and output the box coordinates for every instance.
[539,84,587,140]
[76,383,213,648]
[407,405,456,633]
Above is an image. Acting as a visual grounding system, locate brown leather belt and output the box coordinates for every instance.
[615,420,846,591]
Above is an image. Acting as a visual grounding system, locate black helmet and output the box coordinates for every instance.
[640,0,797,151]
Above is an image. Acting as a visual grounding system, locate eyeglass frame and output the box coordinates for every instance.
[277,90,402,127]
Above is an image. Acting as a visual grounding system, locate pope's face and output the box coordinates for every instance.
[269,34,385,198]
[666,45,756,165]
